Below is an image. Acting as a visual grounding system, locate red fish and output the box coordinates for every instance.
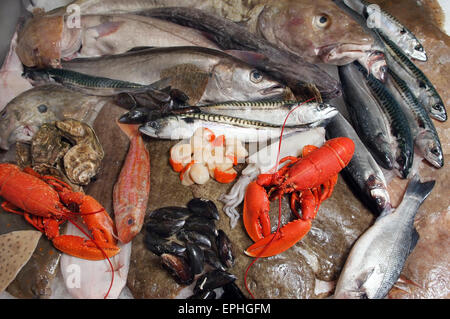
[113,122,150,243]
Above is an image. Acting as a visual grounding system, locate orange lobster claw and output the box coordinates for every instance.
[53,235,120,260]
[243,181,271,242]
[244,219,312,257]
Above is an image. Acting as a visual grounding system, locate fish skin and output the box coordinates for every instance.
[61,46,286,105]
[334,175,435,299]
[113,122,150,244]
[55,0,373,65]
[338,63,394,170]
[326,113,390,214]
[0,85,107,151]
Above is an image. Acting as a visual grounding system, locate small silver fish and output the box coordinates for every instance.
[334,175,435,299]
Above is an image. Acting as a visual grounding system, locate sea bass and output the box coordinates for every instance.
[334,175,435,299]
[61,46,286,105]
[53,0,374,65]
[113,123,150,244]
[0,85,107,151]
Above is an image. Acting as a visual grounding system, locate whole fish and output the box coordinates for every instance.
[339,63,394,170]
[113,123,150,244]
[326,113,390,214]
[378,32,447,122]
[61,46,286,105]
[343,0,427,61]
[53,0,374,65]
[0,85,107,151]
[139,112,316,142]
[385,69,443,168]
[334,175,435,299]
[352,61,414,179]
[16,14,220,68]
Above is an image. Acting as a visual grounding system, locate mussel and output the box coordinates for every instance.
[187,198,220,220]
[216,230,235,268]
[145,218,185,238]
[185,243,204,275]
[220,282,247,299]
[161,253,194,285]
[176,229,212,248]
[144,232,186,256]
[184,215,218,236]
[203,249,226,271]
[149,206,192,221]
[188,290,216,299]
[193,270,236,294]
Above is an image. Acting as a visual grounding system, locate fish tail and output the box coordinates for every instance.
[404,175,435,206]
[116,121,140,140]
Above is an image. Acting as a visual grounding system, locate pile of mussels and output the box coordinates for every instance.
[144,198,245,299]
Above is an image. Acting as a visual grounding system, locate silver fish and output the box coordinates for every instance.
[0,85,107,151]
[139,112,316,142]
[199,100,338,127]
[378,31,446,122]
[334,175,435,299]
[385,69,443,168]
[326,113,390,214]
[343,0,427,61]
[61,46,286,105]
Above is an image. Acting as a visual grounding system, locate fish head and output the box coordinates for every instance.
[404,38,427,62]
[357,51,388,82]
[293,102,338,125]
[429,102,447,122]
[256,0,373,65]
[116,208,144,244]
[416,132,444,168]
[0,107,37,151]
[366,174,391,214]
[209,61,286,102]
[17,15,81,68]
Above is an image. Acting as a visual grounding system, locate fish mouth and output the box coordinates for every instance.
[317,43,373,65]
[260,84,286,96]
[139,123,158,137]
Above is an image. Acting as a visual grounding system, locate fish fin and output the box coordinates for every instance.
[409,227,419,254]
[116,121,140,140]
[126,46,155,53]
[404,175,435,205]
[89,21,124,38]
[355,267,375,289]
[224,50,268,64]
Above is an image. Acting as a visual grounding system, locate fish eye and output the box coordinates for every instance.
[250,70,263,83]
[432,103,443,111]
[0,110,6,118]
[317,103,327,110]
[313,14,330,29]
[431,147,440,156]
[37,104,48,113]
[415,44,423,52]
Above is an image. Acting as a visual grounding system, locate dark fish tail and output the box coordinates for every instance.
[403,175,435,206]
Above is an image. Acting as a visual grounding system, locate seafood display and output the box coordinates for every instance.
[0,0,448,301]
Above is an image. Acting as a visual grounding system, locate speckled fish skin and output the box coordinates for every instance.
[334,176,435,299]
[113,122,150,244]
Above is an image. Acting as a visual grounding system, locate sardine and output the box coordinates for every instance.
[338,63,394,170]
[351,61,414,179]
[378,32,447,122]
[343,0,427,61]
[334,175,435,299]
[61,46,286,105]
[139,112,314,142]
[0,85,107,151]
[113,123,151,244]
[326,113,390,214]
[385,69,443,168]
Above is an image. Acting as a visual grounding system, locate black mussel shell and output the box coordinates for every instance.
[203,249,226,271]
[161,253,194,285]
[144,232,186,256]
[185,243,204,275]
[146,218,185,238]
[216,230,235,268]
[184,215,218,236]
[114,92,137,110]
[187,198,220,220]
[149,206,192,221]
[188,290,216,299]
[194,270,236,294]
[176,229,212,248]
[220,282,247,299]
[119,107,150,124]
[169,88,190,105]
[147,88,172,103]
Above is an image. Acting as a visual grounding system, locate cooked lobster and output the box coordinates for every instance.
[243,137,355,257]
[0,163,120,260]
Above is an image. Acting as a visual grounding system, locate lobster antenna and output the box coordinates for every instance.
[244,97,317,299]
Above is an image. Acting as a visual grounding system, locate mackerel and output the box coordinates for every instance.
[378,32,446,122]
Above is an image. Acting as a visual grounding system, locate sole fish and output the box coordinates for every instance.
[113,122,151,244]
[334,175,435,299]
[326,113,390,214]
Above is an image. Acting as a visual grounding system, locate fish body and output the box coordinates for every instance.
[0,85,107,151]
[352,61,414,179]
[343,0,427,61]
[334,175,435,299]
[113,123,151,244]
[139,112,312,142]
[379,32,446,122]
[385,69,443,168]
[338,63,393,170]
[61,46,286,104]
[326,113,390,214]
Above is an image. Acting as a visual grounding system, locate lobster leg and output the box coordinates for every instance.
[244,218,312,257]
